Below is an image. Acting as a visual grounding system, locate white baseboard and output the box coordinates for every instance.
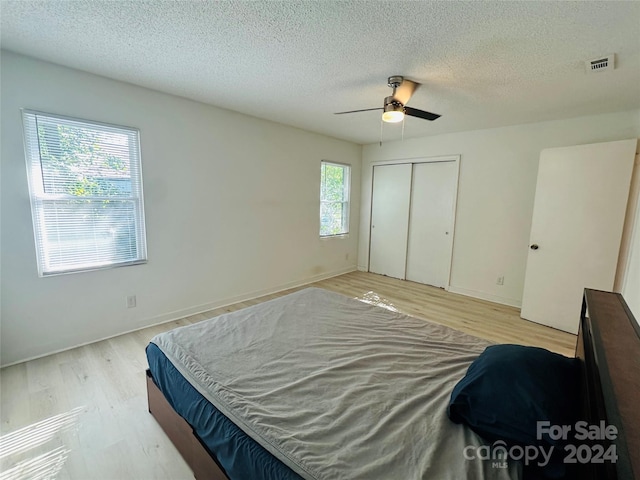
[133,265,358,328]
[1,266,358,368]
[447,286,522,308]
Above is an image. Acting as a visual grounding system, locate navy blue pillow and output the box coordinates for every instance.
[447,344,580,477]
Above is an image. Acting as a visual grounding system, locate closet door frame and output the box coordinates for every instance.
[367,155,460,290]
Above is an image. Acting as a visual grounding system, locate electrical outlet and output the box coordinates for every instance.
[496,276,504,286]
[126,295,137,308]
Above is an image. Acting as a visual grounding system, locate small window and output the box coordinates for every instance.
[320,161,350,237]
[22,111,147,276]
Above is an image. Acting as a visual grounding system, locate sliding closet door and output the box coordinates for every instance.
[369,164,412,279]
[406,161,457,288]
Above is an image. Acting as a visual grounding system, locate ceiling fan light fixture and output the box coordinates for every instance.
[382,103,405,123]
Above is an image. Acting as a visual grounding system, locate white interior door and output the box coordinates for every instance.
[521,139,636,334]
[369,164,412,279]
[406,161,457,288]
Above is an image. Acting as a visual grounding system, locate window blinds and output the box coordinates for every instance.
[22,111,147,276]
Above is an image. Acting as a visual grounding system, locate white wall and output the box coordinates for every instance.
[622,156,640,325]
[0,51,361,366]
[359,110,640,308]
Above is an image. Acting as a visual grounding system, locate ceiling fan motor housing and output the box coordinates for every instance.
[384,95,404,111]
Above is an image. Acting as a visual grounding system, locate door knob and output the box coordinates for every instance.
[530,244,539,250]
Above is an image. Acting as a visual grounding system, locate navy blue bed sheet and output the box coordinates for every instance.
[146,342,301,480]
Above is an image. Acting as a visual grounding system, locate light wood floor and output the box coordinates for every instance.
[1,271,576,479]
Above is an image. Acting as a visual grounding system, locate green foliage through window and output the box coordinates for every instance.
[320,161,350,236]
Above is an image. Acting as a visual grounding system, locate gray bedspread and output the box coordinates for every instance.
[151,287,520,480]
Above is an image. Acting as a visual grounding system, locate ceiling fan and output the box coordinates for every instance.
[335,76,441,123]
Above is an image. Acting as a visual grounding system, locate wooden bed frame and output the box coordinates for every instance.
[147,288,639,480]
[576,289,639,480]
[146,369,229,480]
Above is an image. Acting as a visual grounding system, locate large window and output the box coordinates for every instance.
[320,161,350,237]
[22,111,147,276]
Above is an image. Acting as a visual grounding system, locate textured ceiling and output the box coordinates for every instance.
[1,1,640,144]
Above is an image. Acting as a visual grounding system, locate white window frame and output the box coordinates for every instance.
[22,110,148,276]
[320,160,351,237]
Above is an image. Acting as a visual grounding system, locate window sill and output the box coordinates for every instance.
[40,259,148,277]
[320,233,350,240]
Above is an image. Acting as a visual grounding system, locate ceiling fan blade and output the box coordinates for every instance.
[393,79,418,105]
[334,107,382,115]
[404,106,441,121]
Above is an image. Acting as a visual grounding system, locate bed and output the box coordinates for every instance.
[145,287,639,480]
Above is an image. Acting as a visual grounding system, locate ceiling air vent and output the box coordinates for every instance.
[586,54,615,73]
